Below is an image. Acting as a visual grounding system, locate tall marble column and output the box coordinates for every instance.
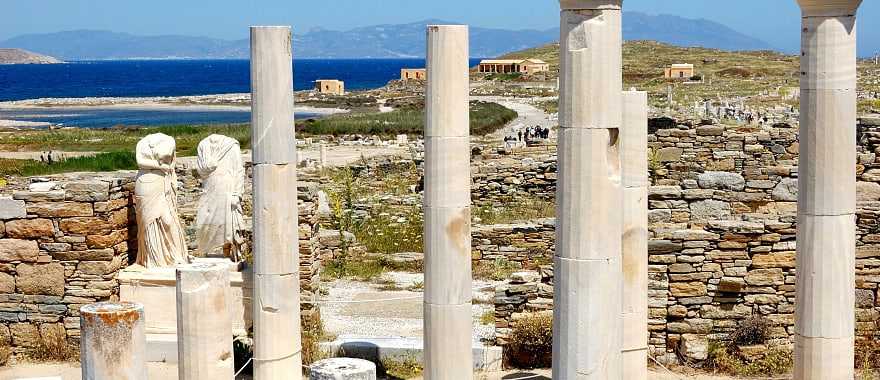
[176,263,234,379]
[423,24,473,380]
[794,1,861,379]
[250,26,302,379]
[554,1,623,378]
[80,302,147,380]
[621,89,648,380]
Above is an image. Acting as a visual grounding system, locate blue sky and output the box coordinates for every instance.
[2,0,878,55]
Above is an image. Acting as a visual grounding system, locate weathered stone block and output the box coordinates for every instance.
[64,180,110,202]
[0,198,27,220]
[0,239,40,262]
[5,219,55,239]
[59,217,111,235]
[745,269,785,286]
[698,172,745,191]
[690,200,731,221]
[27,202,94,218]
[752,252,796,268]
[670,282,708,297]
[771,178,798,201]
[16,263,64,296]
[0,271,13,293]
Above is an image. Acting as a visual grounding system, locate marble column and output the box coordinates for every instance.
[554,1,623,379]
[423,24,473,380]
[621,89,648,380]
[80,302,147,380]
[794,1,861,379]
[250,26,302,379]
[176,263,234,379]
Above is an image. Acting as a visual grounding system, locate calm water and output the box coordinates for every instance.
[0,58,483,101]
[0,58,482,128]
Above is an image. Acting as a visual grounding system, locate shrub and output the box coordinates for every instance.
[506,312,553,368]
[302,311,333,365]
[0,151,137,176]
[27,326,78,363]
[0,345,10,366]
[380,355,423,379]
[707,342,793,377]
[728,315,769,347]
[856,337,880,376]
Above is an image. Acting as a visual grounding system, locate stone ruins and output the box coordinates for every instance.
[0,0,871,379]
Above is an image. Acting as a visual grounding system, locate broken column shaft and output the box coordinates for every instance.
[621,89,648,380]
[423,24,474,380]
[176,263,234,379]
[250,25,303,379]
[80,302,147,380]
[554,0,623,378]
[794,1,861,379]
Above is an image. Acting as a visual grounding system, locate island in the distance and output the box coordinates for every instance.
[0,48,62,64]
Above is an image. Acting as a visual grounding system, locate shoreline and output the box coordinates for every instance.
[0,93,350,129]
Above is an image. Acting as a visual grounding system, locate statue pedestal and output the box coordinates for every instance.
[118,258,252,363]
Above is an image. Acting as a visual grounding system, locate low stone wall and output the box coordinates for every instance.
[472,219,554,269]
[0,174,136,353]
[489,121,880,364]
[0,169,326,354]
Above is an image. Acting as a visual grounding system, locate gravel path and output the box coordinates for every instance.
[319,272,499,343]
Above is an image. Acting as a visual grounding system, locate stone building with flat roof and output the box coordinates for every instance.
[664,63,696,79]
[400,68,426,81]
[477,58,550,74]
[315,79,344,95]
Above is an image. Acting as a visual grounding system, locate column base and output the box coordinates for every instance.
[794,334,854,380]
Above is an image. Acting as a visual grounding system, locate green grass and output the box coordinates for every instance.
[0,151,137,176]
[298,101,517,136]
[0,124,251,155]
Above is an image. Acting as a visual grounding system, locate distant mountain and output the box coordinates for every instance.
[0,48,61,64]
[0,13,773,60]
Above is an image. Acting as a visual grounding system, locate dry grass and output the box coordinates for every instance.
[27,326,78,363]
[505,312,553,369]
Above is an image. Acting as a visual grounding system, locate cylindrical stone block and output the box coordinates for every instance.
[555,1,623,378]
[250,25,303,379]
[309,358,376,380]
[794,2,861,379]
[319,143,328,168]
[80,302,147,380]
[423,24,473,380]
[176,263,233,380]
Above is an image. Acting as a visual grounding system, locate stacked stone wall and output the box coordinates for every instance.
[0,174,136,354]
[487,121,880,363]
[0,169,326,354]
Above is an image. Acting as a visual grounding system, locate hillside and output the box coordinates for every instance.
[0,48,61,64]
[500,41,800,106]
[0,13,773,60]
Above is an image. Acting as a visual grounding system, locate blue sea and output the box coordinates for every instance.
[0,58,483,128]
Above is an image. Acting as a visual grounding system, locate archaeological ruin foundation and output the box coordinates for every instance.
[0,0,873,379]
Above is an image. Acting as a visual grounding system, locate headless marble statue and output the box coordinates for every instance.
[194,134,246,261]
[134,133,189,268]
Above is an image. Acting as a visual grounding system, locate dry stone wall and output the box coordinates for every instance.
[0,167,325,354]
[487,121,880,363]
[0,174,136,354]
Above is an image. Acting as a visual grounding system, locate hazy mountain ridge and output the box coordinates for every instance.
[0,13,773,60]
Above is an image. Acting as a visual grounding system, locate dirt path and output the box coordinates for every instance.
[471,96,557,142]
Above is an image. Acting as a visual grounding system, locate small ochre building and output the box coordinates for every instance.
[400,68,426,81]
[477,59,550,74]
[664,63,696,79]
[315,79,344,95]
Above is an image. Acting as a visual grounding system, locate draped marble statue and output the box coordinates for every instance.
[134,133,189,268]
[194,134,246,261]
